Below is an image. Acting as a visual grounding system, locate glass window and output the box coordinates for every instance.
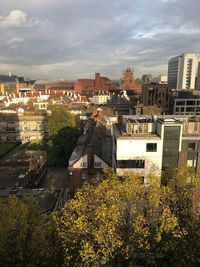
[117,160,145,169]
[188,143,196,151]
[146,143,157,152]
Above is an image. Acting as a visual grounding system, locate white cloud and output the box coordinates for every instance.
[0,10,36,27]
[6,36,24,50]
[6,37,24,45]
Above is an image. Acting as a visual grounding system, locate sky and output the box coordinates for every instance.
[0,0,200,80]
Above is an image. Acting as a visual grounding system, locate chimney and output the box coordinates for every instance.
[95,73,101,90]
[87,144,94,169]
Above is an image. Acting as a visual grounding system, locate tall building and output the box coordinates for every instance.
[196,62,200,90]
[168,53,199,90]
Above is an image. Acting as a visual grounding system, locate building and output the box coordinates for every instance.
[120,68,141,94]
[155,75,168,84]
[142,84,170,114]
[196,62,200,90]
[68,119,112,192]
[89,92,111,105]
[112,115,200,182]
[169,90,200,115]
[0,145,47,189]
[0,112,48,143]
[168,53,199,90]
[141,74,153,84]
[0,74,20,94]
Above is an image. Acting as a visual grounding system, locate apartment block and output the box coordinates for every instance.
[0,112,48,143]
[168,53,199,90]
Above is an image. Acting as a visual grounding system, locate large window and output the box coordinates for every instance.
[146,143,157,152]
[117,160,145,169]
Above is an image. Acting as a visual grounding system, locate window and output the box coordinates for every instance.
[146,143,157,152]
[81,162,87,168]
[188,143,196,151]
[94,162,102,168]
[187,159,196,168]
[117,160,145,169]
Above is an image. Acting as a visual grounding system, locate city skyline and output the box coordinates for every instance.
[0,0,200,79]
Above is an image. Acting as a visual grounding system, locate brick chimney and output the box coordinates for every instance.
[87,144,94,169]
[95,73,101,90]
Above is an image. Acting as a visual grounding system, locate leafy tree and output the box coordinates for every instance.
[47,106,79,167]
[55,168,200,267]
[0,196,63,267]
[48,106,76,137]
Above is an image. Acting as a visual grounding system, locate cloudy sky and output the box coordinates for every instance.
[0,0,200,80]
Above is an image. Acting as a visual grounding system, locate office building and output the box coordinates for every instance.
[169,90,200,115]
[196,62,200,90]
[168,53,198,90]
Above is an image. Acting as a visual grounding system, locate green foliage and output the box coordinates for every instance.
[0,196,63,267]
[27,140,44,150]
[48,106,76,138]
[47,106,79,167]
[56,169,200,267]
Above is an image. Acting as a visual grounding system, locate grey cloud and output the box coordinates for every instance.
[0,0,199,79]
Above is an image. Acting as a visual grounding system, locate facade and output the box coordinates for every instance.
[142,84,170,114]
[112,115,200,182]
[89,92,111,105]
[169,90,200,115]
[0,112,48,143]
[0,75,20,94]
[120,68,141,94]
[168,53,198,90]
[196,62,200,90]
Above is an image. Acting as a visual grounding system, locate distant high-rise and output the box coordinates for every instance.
[196,62,200,90]
[168,53,198,90]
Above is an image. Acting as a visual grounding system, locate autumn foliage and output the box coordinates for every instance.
[56,169,200,267]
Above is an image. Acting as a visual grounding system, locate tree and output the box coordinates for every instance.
[48,106,76,138]
[0,196,63,267]
[55,168,200,267]
[47,106,79,167]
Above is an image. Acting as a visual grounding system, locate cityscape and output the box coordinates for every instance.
[1,0,200,266]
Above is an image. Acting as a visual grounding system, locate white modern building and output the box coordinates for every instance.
[112,115,200,183]
[168,53,199,90]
